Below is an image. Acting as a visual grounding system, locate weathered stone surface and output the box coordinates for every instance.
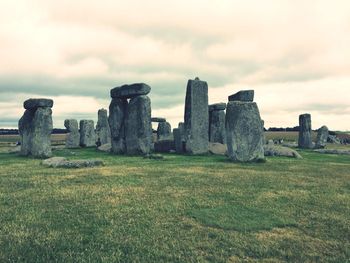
[151,117,166,123]
[178,122,186,142]
[264,145,302,158]
[125,95,152,155]
[109,98,128,154]
[327,135,341,144]
[209,103,226,111]
[64,119,80,148]
[209,109,226,144]
[110,83,151,99]
[209,142,227,155]
[228,90,254,102]
[154,139,175,153]
[157,121,172,140]
[184,78,209,154]
[315,125,329,149]
[173,128,185,154]
[79,120,96,147]
[143,154,164,160]
[97,143,112,152]
[282,142,298,148]
[19,107,53,158]
[298,114,313,149]
[96,109,111,145]
[226,101,265,162]
[24,98,53,110]
[314,149,350,155]
[42,157,104,168]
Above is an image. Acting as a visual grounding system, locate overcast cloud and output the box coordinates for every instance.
[0,0,349,130]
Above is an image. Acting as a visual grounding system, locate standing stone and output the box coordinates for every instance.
[79,120,95,147]
[157,121,172,140]
[184,78,209,154]
[173,128,184,154]
[178,122,186,143]
[109,98,128,154]
[209,103,226,144]
[96,109,111,145]
[125,95,152,155]
[298,114,313,149]
[18,99,53,158]
[315,125,329,149]
[64,119,80,148]
[226,101,265,162]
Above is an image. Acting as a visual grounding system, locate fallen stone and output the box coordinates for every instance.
[24,98,53,110]
[209,142,227,155]
[151,117,166,123]
[97,143,112,152]
[208,103,226,111]
[226,101,265,162]
[79,120,96,147]
[64,119,80,148]
[143,153,164,160]
[282,142,298,148]
[228,90,254,102]
[328,135,341,144]
[110,83,151,99]
[298,113,313,149]
[42,157,104,168]
[264,145,302,158]
[313,149,350,155]
[184,78,209,154]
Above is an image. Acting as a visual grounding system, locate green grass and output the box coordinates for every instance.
[0,148,349,262]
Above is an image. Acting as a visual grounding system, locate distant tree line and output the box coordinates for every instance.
[0,128,68,135]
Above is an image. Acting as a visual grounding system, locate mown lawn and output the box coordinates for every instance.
[0,148,349,262]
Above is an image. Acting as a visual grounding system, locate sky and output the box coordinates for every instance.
[0,0,349,131]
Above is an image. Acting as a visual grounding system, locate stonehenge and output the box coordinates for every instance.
[18,98,53,158]
[226,91,265,162]
[80,120,96,147]
[96,108,111,146]
[64,119,80,148]
[157,121,172,140]
[109,83,152,155]
[315,125,329,149]
[184,77,209,154]
[298,114,313,149]
[209,103,226,144]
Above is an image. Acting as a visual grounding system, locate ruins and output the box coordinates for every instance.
[298,114,313,149]
[209,103,226,144]
[184,77,209,154]
[79,120,96,147]
[18,98,53,158]
[226,90,265,162]
[96,109,111,146]
[64,119,80,148]
[109,83,152,155]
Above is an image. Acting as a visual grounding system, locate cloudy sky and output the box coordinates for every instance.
[0,0,349,130]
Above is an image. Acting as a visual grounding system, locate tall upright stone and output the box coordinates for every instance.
[79,120,95,147]
[64,119,80,148]
[226,101,265,162]
[157,121,172,140]
[184,77,209,154]
[298,114,313,149]
[173,128,184,153]
[109,98,127,154]
[125,95,152,155]
[209,103,226,144]
[315,125,329,149]
[96,109,111,145]
[18,98,53,158]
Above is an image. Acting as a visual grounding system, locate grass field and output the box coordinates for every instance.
[0,146,349,262]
